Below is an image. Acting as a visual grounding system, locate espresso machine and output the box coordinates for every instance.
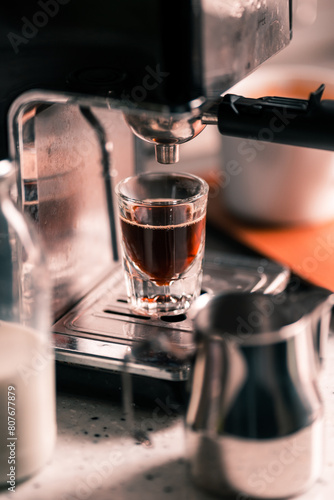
[1,0,322,390]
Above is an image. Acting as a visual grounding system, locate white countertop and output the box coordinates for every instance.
[1,334,334,500]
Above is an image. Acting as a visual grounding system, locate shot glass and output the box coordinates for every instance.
[115,171,208,316]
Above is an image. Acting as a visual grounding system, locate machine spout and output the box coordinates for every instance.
[155,144,179,164]
[123,110,206,165]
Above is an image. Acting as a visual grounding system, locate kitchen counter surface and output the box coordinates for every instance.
[1,333,334,500]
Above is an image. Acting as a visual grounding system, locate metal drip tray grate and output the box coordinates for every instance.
[53,252,289,381]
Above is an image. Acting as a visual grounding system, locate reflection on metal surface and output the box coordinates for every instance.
[13,100,134,320]
[124,111,206,164]
[202,0,291,96]
[53,254,290,381]
[186,288,333,498]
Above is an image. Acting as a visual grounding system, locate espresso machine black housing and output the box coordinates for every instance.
[0,0,294,160]
[1,0,200,159]
[1,2,204,114]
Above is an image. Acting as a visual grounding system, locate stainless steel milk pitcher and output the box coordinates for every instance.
[186,288,333,499]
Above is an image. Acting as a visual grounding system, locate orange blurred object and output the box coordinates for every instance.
[206,171,334,292]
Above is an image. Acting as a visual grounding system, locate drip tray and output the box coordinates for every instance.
[53,252,290,381]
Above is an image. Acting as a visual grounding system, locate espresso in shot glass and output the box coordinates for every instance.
[115,172,208,316]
